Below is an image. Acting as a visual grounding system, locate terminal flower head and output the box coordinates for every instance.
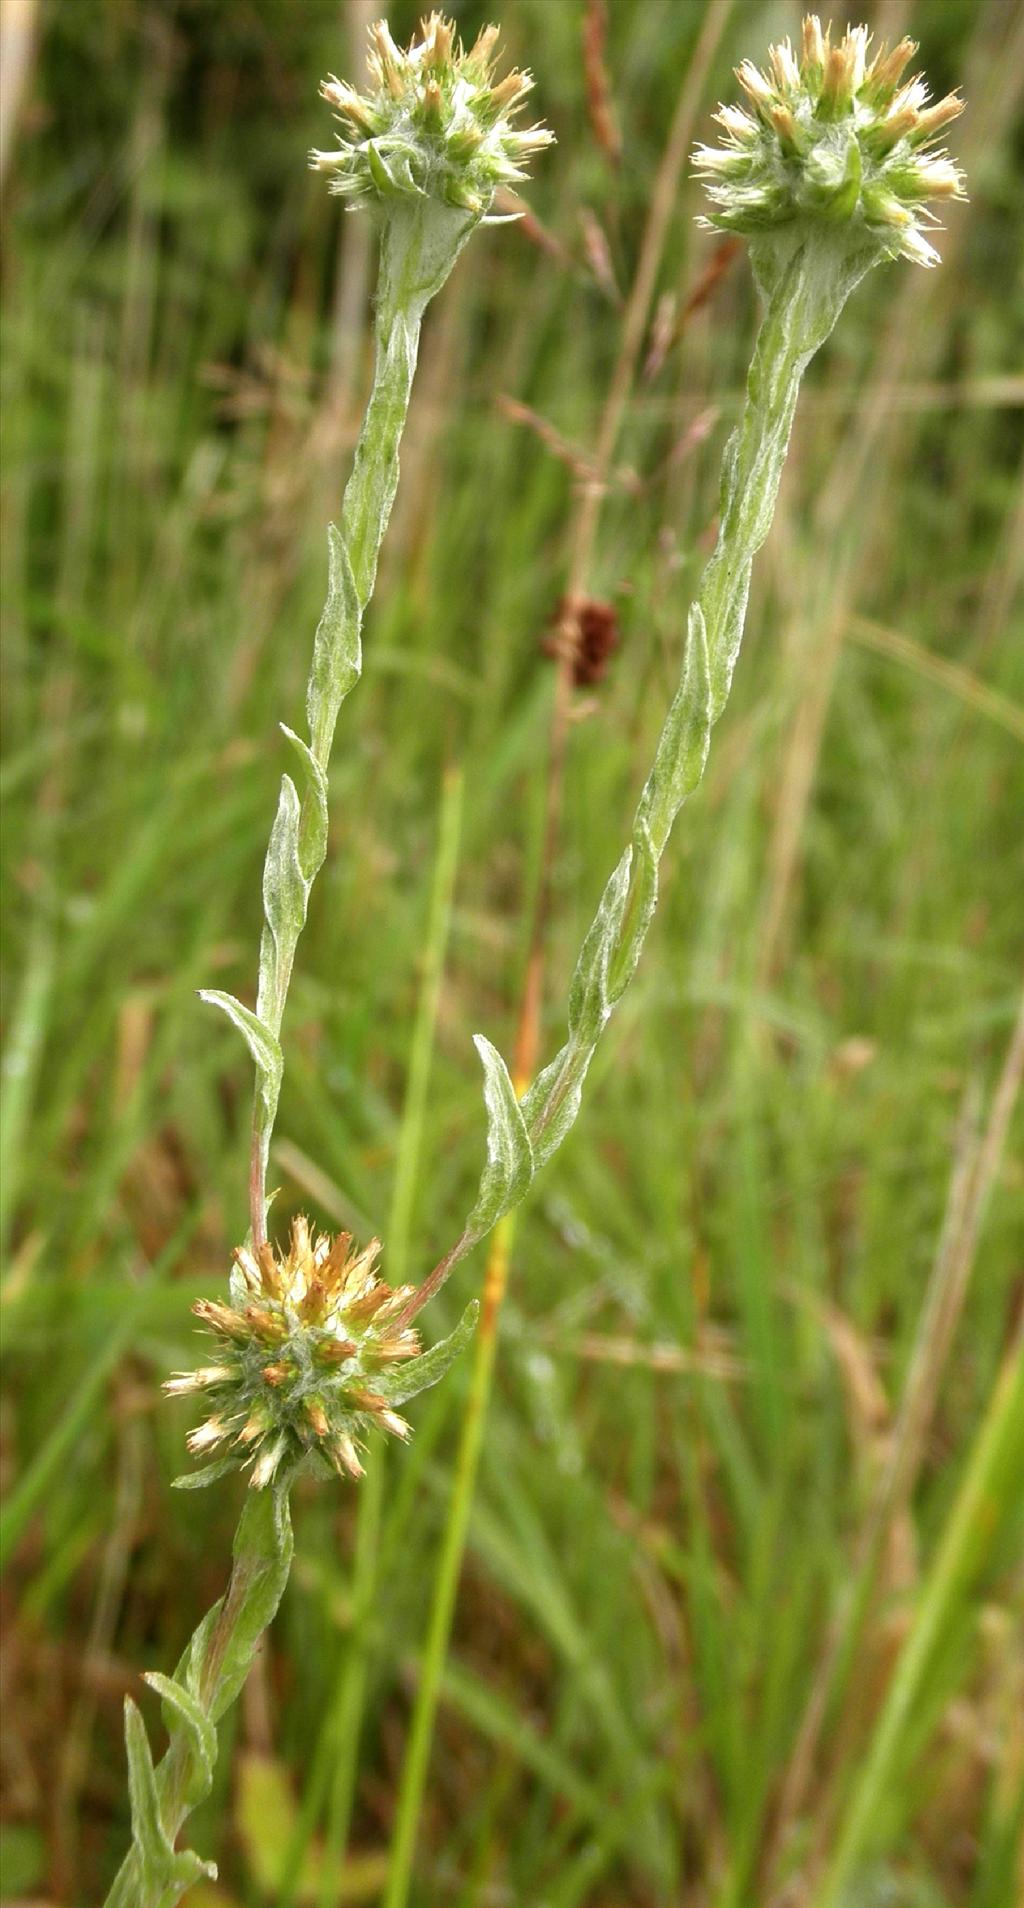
[310,12,553,216]
[694,15,965,266]
[168,1218,471,1489]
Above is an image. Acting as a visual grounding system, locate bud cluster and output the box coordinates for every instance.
[310,12,553,216]
[694,15,965,266]
[167,1218,422,1489]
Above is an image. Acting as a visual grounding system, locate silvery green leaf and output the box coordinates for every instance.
[376,1298,480,1405]
[261,773,306,973]
[124,1699,216,1899]
[144,1672,216,1802]
[204,1482,294,1724]
[198,991,282,1117]
[166,1848,218,1891]
[520,1040,592,1174]
[280,725,328,884]
[307,523,361,744]
[176,1602,221,1706]
[635,603,712,855]
[607,821,659,1007]
[465,1035,533,1239]
[171,1454,238,1492]
[567,848,632,1044]
[124,1697,171,1873]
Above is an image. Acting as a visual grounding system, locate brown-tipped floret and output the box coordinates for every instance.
[694,14,965,267]
[309,13,552,217]
[167,1217,438,1489]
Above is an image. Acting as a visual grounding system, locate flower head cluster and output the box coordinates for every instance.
[694,15,965,266]
[310,12,553,216]
[167,1218,422,1489]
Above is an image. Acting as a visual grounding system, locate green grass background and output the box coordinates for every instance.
[1,1,1022,1903]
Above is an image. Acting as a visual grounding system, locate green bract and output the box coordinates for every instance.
[694,14,964,266]
[310,12,553,216]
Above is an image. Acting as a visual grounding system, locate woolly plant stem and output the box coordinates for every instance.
[106,196,476,1908]
[241,203,475,1247]
[102,1481,294,1908]
[400,227,877,1336]
[381,230,878,1906]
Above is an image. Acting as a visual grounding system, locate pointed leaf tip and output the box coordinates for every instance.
[466,1036,533,1238]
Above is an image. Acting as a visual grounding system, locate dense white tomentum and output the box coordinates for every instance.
[399,16,967,1328]
[208,11,551,1263]
[104,18,548,1906]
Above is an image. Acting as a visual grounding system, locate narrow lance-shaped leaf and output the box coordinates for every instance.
[519,1039,591,1176]
[144,1672,216,1805]
[198,990,282,1133]
[566,847,633,1046]
[307,522,362,754]
[375,1299,481,1406]
[465,1035,534,1240]
[201,1481,294,1724]
[634,603,712,859]
[258,773,306,1028]
[280,724,329,884]
[123,1698,217,1898]
[171,1453,238,1493]
[123,1698,172,1874]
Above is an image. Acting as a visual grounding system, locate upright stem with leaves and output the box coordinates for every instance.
[219,198,477,1252]
[381,15,965,1895]
[103,19,551,1902]
[392,15,967,1333]
[381,7,733,1889]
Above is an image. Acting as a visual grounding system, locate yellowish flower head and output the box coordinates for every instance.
[310,12,553,216]
[694,16,965,266]
[168,1218,423,1488]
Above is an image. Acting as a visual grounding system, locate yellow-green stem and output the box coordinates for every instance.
[383,1210,514,1908]
[816,1332,1024,1907]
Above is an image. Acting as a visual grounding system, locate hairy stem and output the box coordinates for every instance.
[523,235,868,1157]
[245,201,475,1244]
[102,1482,294,1908]
[378,24,738,1876]
[111,197,478,1906]
[400,232,873,1331]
